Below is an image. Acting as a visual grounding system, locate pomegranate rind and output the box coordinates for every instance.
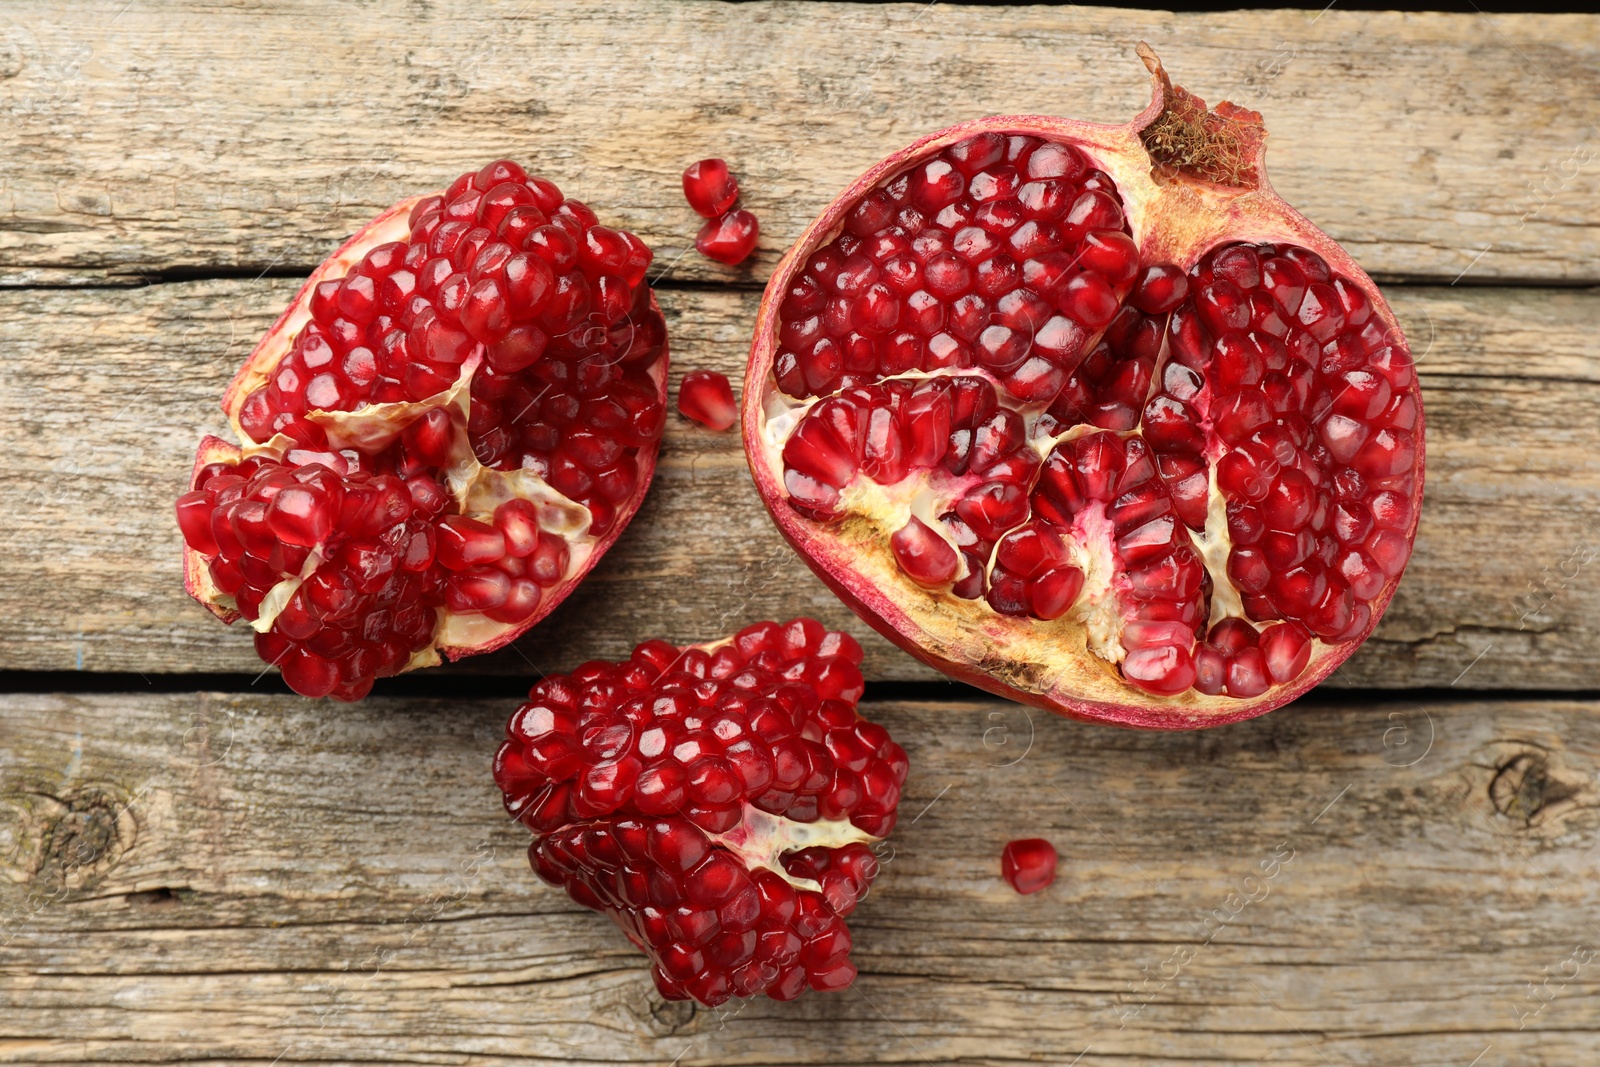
[185,188,669,673]
[742,48,1423,730]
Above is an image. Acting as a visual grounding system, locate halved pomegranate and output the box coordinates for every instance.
[492,618,907,1005]
[743,47,1423,729]
[179,161,669,699]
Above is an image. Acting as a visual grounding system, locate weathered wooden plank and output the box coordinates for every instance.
[1,3,1596,286]
[0,279,1597,688]
[2,691,1598,1065]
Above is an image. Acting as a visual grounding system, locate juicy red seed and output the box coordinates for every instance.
[696,210,760,266]
[677,370,738,432]
[494,620,906,1007]
[682,158,740,218]
[1132,263,1189,313]
[1000,838,1058,895]
[890,516,960,588]
[1123,644,1197,696]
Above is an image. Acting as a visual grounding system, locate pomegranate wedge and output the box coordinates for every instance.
[179,161,669,700]
[492,618,907,1005]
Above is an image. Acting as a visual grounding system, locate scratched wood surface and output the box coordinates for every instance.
[1,1,1599,1065]
[0,281,1596,689]
[4,692,1600,1066]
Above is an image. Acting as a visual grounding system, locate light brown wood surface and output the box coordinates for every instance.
[0,3,1596,287]
[0,280,1596,688]
[2,2,1599,1064]
[4,692,1600,1066]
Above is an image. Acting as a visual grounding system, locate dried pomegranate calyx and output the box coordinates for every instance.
[743,49,1423,729]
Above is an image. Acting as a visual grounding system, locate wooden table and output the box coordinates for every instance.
[2,4,1598,1064]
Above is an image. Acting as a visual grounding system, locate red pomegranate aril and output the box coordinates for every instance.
[1000,838,1058,895]
[677,370,737,431]
[697,210,760,266]
[683,159,740,219]
[890,517,960,587]
[746,50,1421,727]
[496,621,905,1006]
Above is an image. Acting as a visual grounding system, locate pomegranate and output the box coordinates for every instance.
[492,618,908,1005]
[697,209,760,266]
[743,46,1423,729]
[677,370,738,431]
[683,158,740,219]
[179,161,669,700]
[1001,838,1058,895]
[684,157,760,266]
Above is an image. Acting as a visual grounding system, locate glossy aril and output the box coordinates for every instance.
[493,619,908,1006]
[677,370,738,431]
[697,209,760,266]
[743,47,1423,729]
[179,161,670,698]
[683,158,740,218]
[1001,838,1058,895]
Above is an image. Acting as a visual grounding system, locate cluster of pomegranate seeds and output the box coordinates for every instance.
[766,131,1420,703]
[677,369,738,432]
[684,158,759,266]
[234,159,667,539]
[774,133,1137,402]
[1153,241,1418,650]
[177,412,576,699]
[493,618,908,1005]
[1000,838,1057,895]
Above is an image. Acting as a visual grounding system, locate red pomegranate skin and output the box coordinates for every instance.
[743,47,1423,729]
[492,618,908,1006]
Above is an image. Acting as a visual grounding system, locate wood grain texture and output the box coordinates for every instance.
[0,3,1596,287]
[0,279,1596,688]
[2,691,1599,1065]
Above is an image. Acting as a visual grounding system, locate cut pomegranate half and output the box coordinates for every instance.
[179,161,669,699]
[743,47,1423,729]
[492,618,908,1005]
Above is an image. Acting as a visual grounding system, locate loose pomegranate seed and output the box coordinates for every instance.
[696,209,760,266]
[493,619,908,1006]
[677,370,738,431]
[1000,838,1058,894]
[682,158,740,218]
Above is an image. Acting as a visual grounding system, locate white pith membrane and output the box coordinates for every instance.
[183,192,666,669]
[744,48,1422,726]
[679,638,881,893]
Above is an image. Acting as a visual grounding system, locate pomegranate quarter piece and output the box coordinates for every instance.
[743,46,1423,729]
[492,618,908,1006]
[1001,838,1058,895]
[178,160,669,700]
